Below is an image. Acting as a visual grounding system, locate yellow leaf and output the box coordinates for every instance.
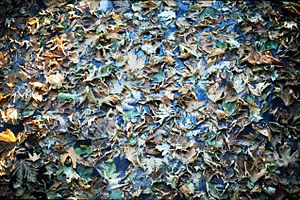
[26,17,40,34]
[46,73,64,89]
[32,90,43,102]
[30,82,48,92]
[1,108,18,124]
[0,129,17,143]
[0,93,11,101]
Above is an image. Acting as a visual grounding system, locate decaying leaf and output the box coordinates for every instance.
[0,0,299,198]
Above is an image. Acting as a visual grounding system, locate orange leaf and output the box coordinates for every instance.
[30,82,48,92]
[0,129,16,143]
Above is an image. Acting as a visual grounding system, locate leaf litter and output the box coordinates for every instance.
[0,0,300,199]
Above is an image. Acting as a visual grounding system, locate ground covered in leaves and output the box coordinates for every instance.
[0,0,300,199]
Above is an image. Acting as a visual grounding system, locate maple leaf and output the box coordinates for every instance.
[273,146,300,167]
[60,147,81,169]
[27,152,41,163]
[125,51,146,73]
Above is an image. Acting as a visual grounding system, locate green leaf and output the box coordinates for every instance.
[77,165,93,179]
[125,110,140,122]
[256,37,278,52]
[109,190,122,200]
[63,166,80,183]
[152,71,166,83]
[128,137,137,145]
[99,64,114,77]
[47,192,62,199]
[222,102,237,116]
[103,159,120,180]
[257,193,269,200]
[21,110,35,117]
[75,145,93,158]
[263,186,276,195]
[199,7,219,19]
[57,92,80,101]
[216,40,228,49]
[267,163,277,172]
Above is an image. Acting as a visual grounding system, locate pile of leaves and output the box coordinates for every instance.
[0,0,299,199]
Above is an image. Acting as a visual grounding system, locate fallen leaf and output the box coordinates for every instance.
[26,17,40,34]
[28,152,41,163]
[158,9,176,20]
[0,129,16,143]
[257,128,272,141]
[46,73,64,89]
[124,146,139,166]
[1,108,18,124]
[156,143,171,156]
[30,82,48,92]
[207,82,225,102]
[60,147,81,169]
[125,51,146,73]
[249,168,266,183]
[32,90,43,102]
[173,141,199,164]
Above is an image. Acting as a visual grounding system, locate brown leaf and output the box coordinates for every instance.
[124,146,139,166]
[206,82,225,102]
[26,17,40,34]
[173,141,199,164]
[60,147,81,169]
[179,183,195,198]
